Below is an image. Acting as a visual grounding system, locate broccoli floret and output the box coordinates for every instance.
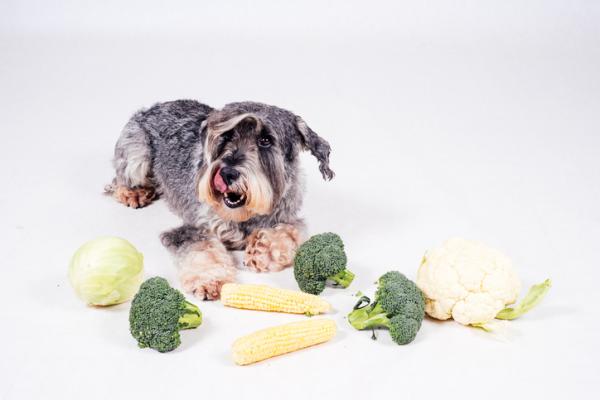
[293,232,355,295]
[348,271,425,345]
[389,315,421,345]
[378,270,405,286]
[129,277,202,353]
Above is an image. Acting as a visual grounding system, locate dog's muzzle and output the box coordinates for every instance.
[213,167,246,209]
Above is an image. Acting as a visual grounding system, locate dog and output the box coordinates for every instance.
[105,100,334,299]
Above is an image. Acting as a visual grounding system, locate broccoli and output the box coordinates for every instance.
[347,271,425,345]
[293,232,355,295]
[129,277,202,353]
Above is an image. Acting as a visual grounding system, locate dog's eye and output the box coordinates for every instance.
[257,136,272,148]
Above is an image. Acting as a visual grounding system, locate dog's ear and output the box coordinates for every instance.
[207,113,262,138]
[295,116,334,180]
[209,113,262,137]
[205,112,262,161]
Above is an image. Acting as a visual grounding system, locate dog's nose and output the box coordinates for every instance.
[220,166,240,186]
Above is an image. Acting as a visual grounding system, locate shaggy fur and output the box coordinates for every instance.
[106,100,333,299]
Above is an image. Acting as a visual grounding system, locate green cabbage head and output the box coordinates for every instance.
[69,237,144,306]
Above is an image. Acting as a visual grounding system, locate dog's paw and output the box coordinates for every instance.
[177,238,237,300]
[113,185,156,208]
[179,272,231,300]
[244,224,301,272]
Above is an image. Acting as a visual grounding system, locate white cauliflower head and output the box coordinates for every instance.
[416,238,521,325]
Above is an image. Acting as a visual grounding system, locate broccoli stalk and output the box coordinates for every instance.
[347,271,425,345]
[129,277,203,353]
[328,269,355,288]
[293,232,355,295]
[178,301,202,329]
[348,300,391,330]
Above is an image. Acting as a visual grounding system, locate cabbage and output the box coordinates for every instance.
[69,237,144,306]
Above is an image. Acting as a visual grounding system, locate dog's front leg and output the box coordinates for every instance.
[177,238,237,300]
[244,223,304,272]
[161,225,237,300]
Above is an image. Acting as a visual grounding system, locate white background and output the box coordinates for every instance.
[1,1,599,399]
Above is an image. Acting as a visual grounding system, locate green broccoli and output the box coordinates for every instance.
[348,271,425,345]
[293,232,355,295]
[129,277,202,353]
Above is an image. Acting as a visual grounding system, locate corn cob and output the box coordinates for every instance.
[232,318,337,365]
[221,283,331,315]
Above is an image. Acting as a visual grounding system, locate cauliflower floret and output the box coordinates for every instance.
[416,238,521,325]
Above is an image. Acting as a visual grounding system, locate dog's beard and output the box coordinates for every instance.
[197,160,273,222]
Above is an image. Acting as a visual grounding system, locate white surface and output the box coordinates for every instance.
[1,1,599,399]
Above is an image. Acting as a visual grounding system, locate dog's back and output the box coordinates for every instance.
[106,100,212,221]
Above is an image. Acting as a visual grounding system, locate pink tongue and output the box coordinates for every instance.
[213,168,228,193]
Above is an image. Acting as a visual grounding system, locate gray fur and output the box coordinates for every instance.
[108,117,153,189]
[160,224,210,252]
[110,99,333,253]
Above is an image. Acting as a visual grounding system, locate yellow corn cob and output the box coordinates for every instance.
[232,318,337,365]
[220,283,331,315]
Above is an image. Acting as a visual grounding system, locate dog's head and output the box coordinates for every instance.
[197,102,334,222]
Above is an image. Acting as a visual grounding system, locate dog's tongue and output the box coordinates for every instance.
[213,168,228,193]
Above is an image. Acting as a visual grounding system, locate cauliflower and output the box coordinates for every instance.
[416,238,522,326]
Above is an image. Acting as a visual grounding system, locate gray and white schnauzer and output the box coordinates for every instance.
[106,100,333,299]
